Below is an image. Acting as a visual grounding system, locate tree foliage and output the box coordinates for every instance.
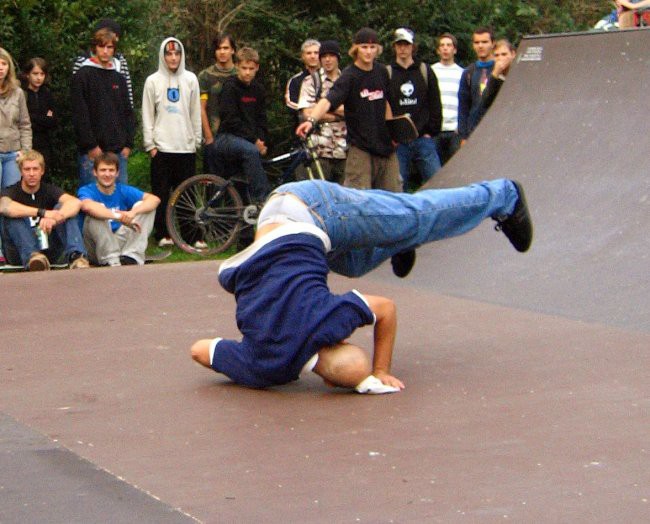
[0,0,612,186]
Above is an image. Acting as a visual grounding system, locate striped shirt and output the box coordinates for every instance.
[432,62,464,132]
[73,53,134,109]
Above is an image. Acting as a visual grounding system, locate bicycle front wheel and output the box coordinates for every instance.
[166,174,244,255]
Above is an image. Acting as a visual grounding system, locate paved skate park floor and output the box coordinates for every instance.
[2,30,649,523]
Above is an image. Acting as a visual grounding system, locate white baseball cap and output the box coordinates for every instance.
[393,27,414,44]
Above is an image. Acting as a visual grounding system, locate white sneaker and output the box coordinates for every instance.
[194,240,208,249]
[158,237,174,247]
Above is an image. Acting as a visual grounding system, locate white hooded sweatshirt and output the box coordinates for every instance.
[142,37,202,153]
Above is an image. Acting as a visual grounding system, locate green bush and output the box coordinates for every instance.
[1,0,613,188]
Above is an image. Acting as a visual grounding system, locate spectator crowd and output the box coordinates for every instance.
[1,17,524,271]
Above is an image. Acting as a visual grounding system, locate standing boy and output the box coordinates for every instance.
[297,28,400,192]
[142,37,201,247]
[285,39,321,132]
[477,39,517,119]
[71,27,134,186]
[297,40,347,184]
[432,33,464,165]
[198,34,237,173]
[386,27,442,190]
[458,27,495,144]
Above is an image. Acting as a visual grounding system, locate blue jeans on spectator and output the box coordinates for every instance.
[213,133,270,202]
[0,151,21,189]
[396,136,442,191]
[273,179,518,277]
[78,152,128,187]
[0,212,86,268]
[203,143,218,175]
[0,151,21,257]
[433,131,461,166]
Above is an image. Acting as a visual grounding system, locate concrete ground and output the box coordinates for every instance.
[2,29,649,523]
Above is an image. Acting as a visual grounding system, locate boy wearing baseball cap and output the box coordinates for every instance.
[386,27,442,191]
[296,28,400,193]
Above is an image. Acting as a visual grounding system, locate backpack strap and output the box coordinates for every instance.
[310,70,323,101]
[419,62,429,85]
[464,63,476,87]
[388,63,428,84]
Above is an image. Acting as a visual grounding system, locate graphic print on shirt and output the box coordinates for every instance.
[399,81,417,106]
[360,88,384,101]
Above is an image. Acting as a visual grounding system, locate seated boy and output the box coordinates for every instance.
[212,47,270,202]
[191,178,533,392]
[0,150,89,271]
[78,152,160,266]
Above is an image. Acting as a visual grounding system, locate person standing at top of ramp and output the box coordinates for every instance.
[296,28,401,193]
[296,28,415,277]
[432,33,464,165]
[477,39,517,122]
[458,27,495,145]
[189,178,533,392]
[285,39,321,135]
[386,27,442,191]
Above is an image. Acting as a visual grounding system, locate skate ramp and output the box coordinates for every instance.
[418,29,650,333]
[1,29,649,524]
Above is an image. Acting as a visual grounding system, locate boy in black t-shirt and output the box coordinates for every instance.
[296,28,401,192]
[0,150,88,270]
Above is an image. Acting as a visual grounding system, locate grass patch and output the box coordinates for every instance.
[130,151,233,264]
[146,238,236,264]
[128,150,152,192]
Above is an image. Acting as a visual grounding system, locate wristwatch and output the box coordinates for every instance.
[307,116,316,125]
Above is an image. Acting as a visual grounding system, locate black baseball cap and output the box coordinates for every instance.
[354,27,379,45]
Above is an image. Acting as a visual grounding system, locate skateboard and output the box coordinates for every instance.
[386,114,418,144]
[144,250,172,264]
[0,263,68,272]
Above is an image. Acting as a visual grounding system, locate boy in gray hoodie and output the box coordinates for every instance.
[142,37,201,247]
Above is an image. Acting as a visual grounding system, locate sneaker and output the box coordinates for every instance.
[194,240,208,249]
[69,256,90,269]
[494,181,533,253]
[391,249,416,278]
[119,255,138,266]
[158,237,174,247]
[28,252,50,271]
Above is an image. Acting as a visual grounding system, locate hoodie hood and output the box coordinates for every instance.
[158,37,186,76]
[79,56,121,71]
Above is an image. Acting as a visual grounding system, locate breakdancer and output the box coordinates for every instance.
[191,179,532,393]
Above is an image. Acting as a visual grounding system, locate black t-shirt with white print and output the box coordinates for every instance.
[2,182,64,227]
[326,62,393,157]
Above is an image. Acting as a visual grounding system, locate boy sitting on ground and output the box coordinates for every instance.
[77,152,160,266]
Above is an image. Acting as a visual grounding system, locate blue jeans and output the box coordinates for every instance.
[78,152,128,187]
[0,213,86,268]
[396,137,441,191]
[0,151,21,256]
[213,133,270,201]
[433,131,461,166]
[273,179,518,277]
[0,151,21,189]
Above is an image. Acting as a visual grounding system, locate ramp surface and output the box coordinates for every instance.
[1,30,649,523]
[419,29,650,332]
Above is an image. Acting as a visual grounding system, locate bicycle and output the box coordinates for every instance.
[166,134,325,255]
